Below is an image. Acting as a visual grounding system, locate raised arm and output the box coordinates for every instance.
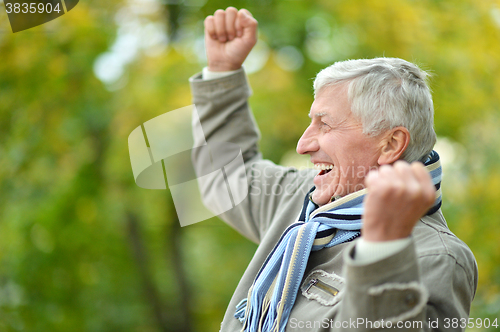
[190,8,315,243]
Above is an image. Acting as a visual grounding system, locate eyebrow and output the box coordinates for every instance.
[308,111,330,119]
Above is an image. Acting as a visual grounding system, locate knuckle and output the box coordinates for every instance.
[392,182,406,196]
[365,172,378,186]
[373,181,393,197]
[394,160,408,167]
[411,161,425,171]
[407,186,422,201]
[410,161,424,169]
[395,161,411,173]
[378,164,393,176]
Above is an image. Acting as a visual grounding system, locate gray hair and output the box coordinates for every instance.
[313,57,436,162]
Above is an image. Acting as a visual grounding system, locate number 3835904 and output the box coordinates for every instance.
[5,2,62,14]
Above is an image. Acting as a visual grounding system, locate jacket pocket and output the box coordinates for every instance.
[300,269,344,306]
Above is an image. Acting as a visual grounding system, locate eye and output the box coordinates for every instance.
[320,121,331,131]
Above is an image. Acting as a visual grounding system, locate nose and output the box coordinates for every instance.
[296,125,319,155]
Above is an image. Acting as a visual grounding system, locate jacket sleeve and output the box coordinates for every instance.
[336,236,477,331]
[189,69,315,244]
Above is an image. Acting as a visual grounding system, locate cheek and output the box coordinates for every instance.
[322,134,345,156]
[340,139,380,172]
[322,132,380,165]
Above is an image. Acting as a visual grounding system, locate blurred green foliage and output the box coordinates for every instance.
[0,0,499,331]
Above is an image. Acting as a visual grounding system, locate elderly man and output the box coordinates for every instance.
[190,7,477,332]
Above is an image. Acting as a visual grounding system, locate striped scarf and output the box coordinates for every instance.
[234,151,442,332]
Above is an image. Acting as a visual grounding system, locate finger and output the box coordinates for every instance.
[377,164,407,198]
[393,160,419,183]
[395,161,435,209]
[393,160,420,195]
[225,7,238,40]
[238,8,258,41]
[393,160,413,178]
[377,164,394,179]
[239,8,254,18]
[234,11,243,37]
[204,16,216,40]
[410,162,431,183]
[214,9,227,42]
[410,162,431,184]
[365,169,379,188]
[239,9,256,27]
[411,162,436,205]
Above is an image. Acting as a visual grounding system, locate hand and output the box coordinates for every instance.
[362,161,436,242]
[204,7,258,72]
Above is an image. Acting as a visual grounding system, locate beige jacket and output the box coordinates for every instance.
[189,69,477,331]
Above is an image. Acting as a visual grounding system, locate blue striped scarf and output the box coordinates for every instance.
[234,151,442,332]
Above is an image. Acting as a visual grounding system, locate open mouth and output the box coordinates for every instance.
[314,164,334,176]
[319,168,333,176]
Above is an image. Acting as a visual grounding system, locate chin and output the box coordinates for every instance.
[312,191,330,206]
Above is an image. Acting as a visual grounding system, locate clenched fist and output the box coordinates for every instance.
[362,161,436,242]
[204,7,258,72]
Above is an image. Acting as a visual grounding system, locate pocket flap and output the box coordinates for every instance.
[300,269,344,306]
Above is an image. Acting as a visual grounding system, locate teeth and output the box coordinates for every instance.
[314,164,334,170]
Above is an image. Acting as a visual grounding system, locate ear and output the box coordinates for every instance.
[377,127,410,165]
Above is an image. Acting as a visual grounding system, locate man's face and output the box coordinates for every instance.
[296,84,385,206]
